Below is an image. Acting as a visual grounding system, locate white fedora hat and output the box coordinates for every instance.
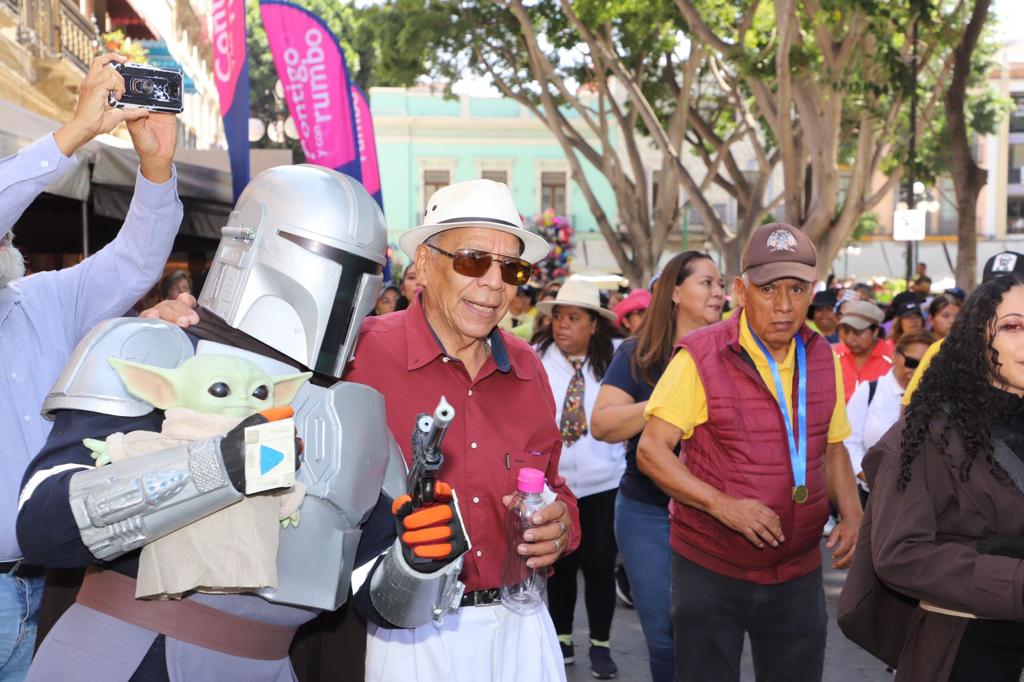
[399,179,551,264]
[535,275,617,322]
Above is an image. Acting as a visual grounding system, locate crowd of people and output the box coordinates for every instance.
[0,55,1022,682]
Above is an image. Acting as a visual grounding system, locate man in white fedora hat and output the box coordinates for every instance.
[344,179,580,682]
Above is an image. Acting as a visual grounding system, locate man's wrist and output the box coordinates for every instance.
[139,157,172,184]
[53,122,91,157]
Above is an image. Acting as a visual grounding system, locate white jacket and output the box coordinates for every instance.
[538,343,625,498]
[844,368,904,490]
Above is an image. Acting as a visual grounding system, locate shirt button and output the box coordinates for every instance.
[468,389,473,397]
[23,415,31,422]
[40,159,49,168]
[9,372,16,379]
[470,442,477,449]
[475,550,482,557]
[472,496,480,504]
[442,357,450,363]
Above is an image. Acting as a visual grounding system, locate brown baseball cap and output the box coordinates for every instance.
[742,223,817,286]
[838,300,884,330]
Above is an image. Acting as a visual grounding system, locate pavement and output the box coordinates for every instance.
[566,541,894,682]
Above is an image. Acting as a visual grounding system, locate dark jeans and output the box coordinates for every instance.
[671,553,826,682]
[548,488,617,643]
[614,492,674,682]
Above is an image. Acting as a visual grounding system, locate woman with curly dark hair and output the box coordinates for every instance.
[860,275,1024,681]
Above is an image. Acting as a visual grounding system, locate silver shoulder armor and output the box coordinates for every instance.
[43,318,194,419]
[259,380,395,611]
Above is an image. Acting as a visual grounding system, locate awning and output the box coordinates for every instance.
[0,99,292,242]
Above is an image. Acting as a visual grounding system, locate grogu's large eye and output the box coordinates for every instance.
[208,382,230,398]
[252,385,269,400]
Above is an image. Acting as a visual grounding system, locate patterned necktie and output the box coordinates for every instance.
[560,358,588,446]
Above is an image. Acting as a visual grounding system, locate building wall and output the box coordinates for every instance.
[369,86,617,266]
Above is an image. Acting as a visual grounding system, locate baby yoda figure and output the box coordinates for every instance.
[84,354,311,599]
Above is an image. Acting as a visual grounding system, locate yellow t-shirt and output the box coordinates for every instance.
[644,311,852,443]
[900,338,943,406]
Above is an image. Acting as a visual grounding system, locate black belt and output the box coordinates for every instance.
[460,588,501,607]
[0,561,44,578]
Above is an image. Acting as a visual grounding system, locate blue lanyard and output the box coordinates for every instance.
[749,325,807,492]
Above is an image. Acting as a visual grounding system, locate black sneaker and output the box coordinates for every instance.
[589,645,618,679]
[559,640,575,665]
[614,562,634,609]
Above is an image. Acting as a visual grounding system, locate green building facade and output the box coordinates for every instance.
[369,86,618,269]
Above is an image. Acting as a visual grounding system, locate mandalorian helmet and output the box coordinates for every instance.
[199,165,386,377]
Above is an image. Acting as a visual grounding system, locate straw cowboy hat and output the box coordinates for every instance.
[399,179,551,264]
[535,275,617,322]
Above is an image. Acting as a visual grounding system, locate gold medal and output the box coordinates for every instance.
[792,485,809,504]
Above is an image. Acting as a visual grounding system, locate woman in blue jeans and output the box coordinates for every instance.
[591,252,724,682]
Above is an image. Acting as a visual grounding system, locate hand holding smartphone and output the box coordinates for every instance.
[107,63,184,114]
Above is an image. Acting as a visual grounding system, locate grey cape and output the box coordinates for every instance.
[862,416,1024,681]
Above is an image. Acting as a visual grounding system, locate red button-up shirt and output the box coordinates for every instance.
[343,295,581,592]
[834,339,893,402]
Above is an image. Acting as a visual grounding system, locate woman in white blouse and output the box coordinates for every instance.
[844,329,935,504]
[534,276,623,679]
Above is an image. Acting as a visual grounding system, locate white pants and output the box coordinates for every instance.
[365,604,566,682]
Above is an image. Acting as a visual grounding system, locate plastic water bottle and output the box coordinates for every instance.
[500,467,548,615]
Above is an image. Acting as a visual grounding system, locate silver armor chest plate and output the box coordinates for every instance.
[259,380,404,610]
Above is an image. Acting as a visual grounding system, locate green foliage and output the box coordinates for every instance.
[101,29,147,63]
[245,0,377,154]
[850,212,880,242]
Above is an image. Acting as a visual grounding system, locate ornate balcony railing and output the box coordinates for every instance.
[11,0,98,73]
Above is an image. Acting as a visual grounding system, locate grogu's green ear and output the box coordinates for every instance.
[271,372,312,407]
[108,358,182,410]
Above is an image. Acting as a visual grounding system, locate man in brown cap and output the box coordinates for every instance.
[637,223,862,682]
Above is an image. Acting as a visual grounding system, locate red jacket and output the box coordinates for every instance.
[673,312,835,584]
[835,340,892,402]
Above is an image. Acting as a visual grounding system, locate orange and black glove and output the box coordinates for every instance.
[392,481,470,574]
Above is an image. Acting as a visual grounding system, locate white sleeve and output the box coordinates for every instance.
[844,381,871,477]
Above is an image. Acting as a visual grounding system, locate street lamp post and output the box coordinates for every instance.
[904,7,919,287]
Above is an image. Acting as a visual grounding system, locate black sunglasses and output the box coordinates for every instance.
[898,350,922,369]
[426,244,532,286]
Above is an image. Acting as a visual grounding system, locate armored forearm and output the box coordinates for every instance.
[369,539,465,628]
[68,437,242,560]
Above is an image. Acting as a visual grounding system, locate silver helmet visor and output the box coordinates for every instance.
[279,231,383,376]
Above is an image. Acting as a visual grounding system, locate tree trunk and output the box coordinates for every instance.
[948,0,991,289]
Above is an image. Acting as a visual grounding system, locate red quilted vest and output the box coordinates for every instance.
[672,311,835,584]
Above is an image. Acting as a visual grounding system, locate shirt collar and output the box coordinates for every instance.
[0,283,22,327]
[404,293,513,374]
[738,310,796,370]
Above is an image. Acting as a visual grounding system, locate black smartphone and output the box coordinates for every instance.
[107,62,184,114]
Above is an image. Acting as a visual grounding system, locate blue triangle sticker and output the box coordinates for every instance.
[260,445,284,475]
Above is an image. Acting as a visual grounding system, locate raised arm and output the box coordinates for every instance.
[0,53,148,239]
[49,104,182,342]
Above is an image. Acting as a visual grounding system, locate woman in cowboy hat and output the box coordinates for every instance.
[533,276,624,679]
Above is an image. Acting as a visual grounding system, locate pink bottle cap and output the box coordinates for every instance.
[517,467,545,493]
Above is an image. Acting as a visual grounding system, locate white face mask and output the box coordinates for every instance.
[0,238,26,287]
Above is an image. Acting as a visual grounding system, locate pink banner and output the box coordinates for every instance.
[210,0,246,115]
[259,1,360,176]
[351,85,382,205]
[210,0,249,199]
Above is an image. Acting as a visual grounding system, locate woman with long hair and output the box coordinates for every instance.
[534,276,623,679]
[864,275,1024,681]
[590,252,724,682]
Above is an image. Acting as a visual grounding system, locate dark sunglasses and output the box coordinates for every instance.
[898,350,922,369]
[427,244,532,286]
